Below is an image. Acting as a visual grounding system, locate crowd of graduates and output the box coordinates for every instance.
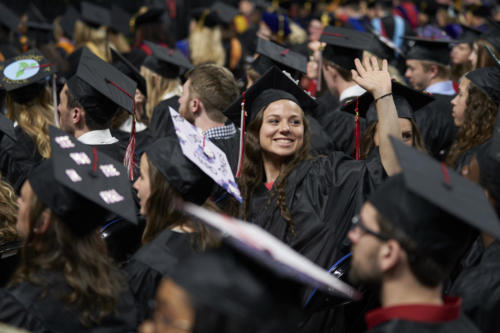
[0,0,500,332]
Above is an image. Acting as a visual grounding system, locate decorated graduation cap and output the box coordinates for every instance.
[29,126,138,235]
[174,203,360,321]
[0,49,56,104]
[341,81,435,124]
[0,3,19,32]
[320,26,375,70]
[60,5,79,39]
[80,2,111,28]
[402,36,452,65]
[210,2,239,26]
[110,5,131,36]
[163,107,242,202]
[224,66,316,176]
[111,48,147,98]
[67,48,138,179]
[142,40,193,79]
[368,137,500,265]
[456,24,482,45]
[465,66,500,107]
[0,113,16,142]
[253,37,307,76]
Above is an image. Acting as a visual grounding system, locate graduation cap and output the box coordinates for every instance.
[80,2,111,28]
[60,5,79,39]
[467,4,491,18]
[0,3,20,32]
[366,28,403,61]
[479,27,500,55]
[369,137,500,265]
[253,38,307,76]
[110,5,131,36]
[224,66,317,176]
[29,126,138,235]
[67,48,136,114]
[191,7,221,28]
[27,2,47,23]
[341,81,435,125]
[465,66,500,107]
[133,7,167,29]
[26,21,54,46]
[111,48,147,98]
[261,10,291,40]
[142,40,193,78]
[176,203,360,312]
[455,24,482,45]
[0,49,56,103]
[320,26,376,70]
[402,36,452,65]
[210,2,239,26]
[0,113,16,142]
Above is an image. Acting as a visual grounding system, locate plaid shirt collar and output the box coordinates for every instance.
[202,122,237,140]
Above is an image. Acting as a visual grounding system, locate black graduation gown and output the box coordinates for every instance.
[111,127,153,156]
[367,315,480,333]
[0,270,138,333]
[307,115,337,156]
[449,240,500,333]
[0,127,44,193]
[149,96,179,140]
[414,94,457,161]
[124,229,195,322]
[453,141,488,173]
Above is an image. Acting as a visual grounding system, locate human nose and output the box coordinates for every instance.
[279,120,290,132]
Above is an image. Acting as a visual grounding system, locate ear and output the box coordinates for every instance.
[378,239,402,272]
[191,98,201,114]
[429,64,439,79]
[72,106,84,125]
[33,209,52,235]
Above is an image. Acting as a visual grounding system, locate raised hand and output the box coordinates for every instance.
[351,56,392,100]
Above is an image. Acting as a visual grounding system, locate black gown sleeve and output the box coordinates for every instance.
[0,288,49,333]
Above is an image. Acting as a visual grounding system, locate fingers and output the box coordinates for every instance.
[353,58,366,77]
[362,56,372,72]
[370,56,379,71]
[382,59,388,72]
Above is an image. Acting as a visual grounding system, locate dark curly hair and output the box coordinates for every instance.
[446,80,498,167]
[238,103,311,236]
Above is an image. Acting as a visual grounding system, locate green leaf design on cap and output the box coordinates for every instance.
[16,62,29,78]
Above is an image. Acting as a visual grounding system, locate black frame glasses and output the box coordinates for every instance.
[351,215,390,241]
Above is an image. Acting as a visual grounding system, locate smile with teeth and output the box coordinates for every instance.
[274,137,295,146]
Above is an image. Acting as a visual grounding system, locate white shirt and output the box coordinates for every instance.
[425,81,456,96]
[160,85,183,102]
[119,116,147,133]
[339,84,366,102]
[77,129,119,145]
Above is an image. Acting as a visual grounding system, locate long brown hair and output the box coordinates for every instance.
[475,39,500,69]
[10,192,125,327]
[6,86,54,158]
[142,154,218,249]
[142,66,182,123]
[360,119,426,160]
[446,82,498,167]
[0,176,18,243]
[238,104,311,235]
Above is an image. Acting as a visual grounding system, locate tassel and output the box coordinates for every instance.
[106,79,136,180]
[236,91,246,178]
[355,96,360,160]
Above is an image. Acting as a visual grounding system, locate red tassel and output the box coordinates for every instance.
[236,91,246,178]
[107,79,136,180]
[440,162,450,185]
[355,96,360,160]
[92,147,98,172]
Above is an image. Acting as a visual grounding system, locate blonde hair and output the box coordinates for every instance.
[73,20,111,62]
[0,175,18,243]
[142,66,182,123]
[189,26,225,66]
[6,86,55,159]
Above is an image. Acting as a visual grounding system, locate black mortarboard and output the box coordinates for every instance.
[110,5,131,36]
[111,48,147,98]
[465,66,500,107]
[133,7,166,28]
[27,2,47,23]
[29,126,138,235]
[80,2,111,28]
[320,26,376,70]
[0,49,56,103]
[210,2,239,26]
[60,5,79,39]
[475,140,500,218]
[0,3,20,31]
[479,27,500,54]
[341,81,434,124]
[191,7,221,28]
[225,66,317,125]
[402,36,452,65]
[456,24,482,45]
[253,38,307,75]
[0,113,16,142]
[145,137,213,205]
[26,21,54,46]
[142,40,193,78]
[367,29,402,61]
[369,138,500,264]
[67,48,137,114]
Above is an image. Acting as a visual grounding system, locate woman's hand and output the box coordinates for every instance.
[351,56,392,99]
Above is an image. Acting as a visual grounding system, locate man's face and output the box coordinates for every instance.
[178,79,195,124]
[405,60,433,91]
[348,203,384,287]
[57,84,75,135]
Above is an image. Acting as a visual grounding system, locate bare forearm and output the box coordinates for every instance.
[376,95,401,176]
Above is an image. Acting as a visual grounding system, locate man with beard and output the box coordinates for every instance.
[347,138,500,332]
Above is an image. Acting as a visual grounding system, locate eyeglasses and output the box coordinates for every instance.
[351,215,390,241]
